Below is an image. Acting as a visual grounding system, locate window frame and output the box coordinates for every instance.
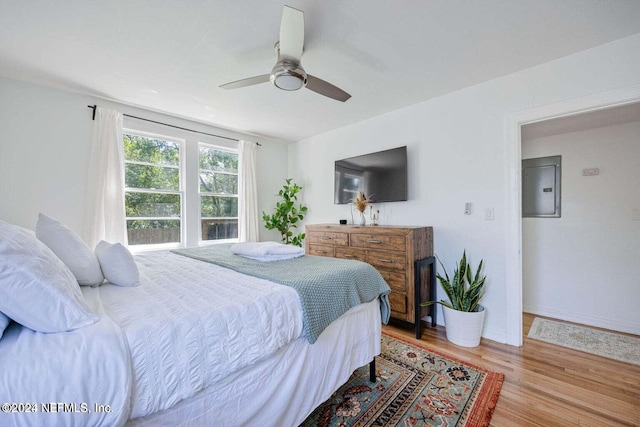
[121,117,245,251]
[198,142,240,245]
[123,128,186,252]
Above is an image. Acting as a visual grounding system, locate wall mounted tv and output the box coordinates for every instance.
[334,146,408,204]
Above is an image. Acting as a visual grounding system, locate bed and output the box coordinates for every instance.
[0,220,390,427]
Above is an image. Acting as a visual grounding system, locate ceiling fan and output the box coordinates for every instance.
[219,6,351,102]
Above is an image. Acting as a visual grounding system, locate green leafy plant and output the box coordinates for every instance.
[421,250,486,312]
[262,178,308,247]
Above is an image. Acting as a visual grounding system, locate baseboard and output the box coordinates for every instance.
[481,325,507,344]
[524,305,640,335]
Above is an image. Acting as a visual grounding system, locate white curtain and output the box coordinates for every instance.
[83,108,127,248]
[238,140,260,242]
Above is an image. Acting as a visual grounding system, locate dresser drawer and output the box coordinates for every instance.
[377,270,406,293]
[366,251,406,271]
[350,234,406,251]
[308,244,335,257]
[388,292,407,315]
[307,231,348,246]
[335,247,366,262]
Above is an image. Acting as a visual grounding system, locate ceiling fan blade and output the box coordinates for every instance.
[279,6,304,64]
[219,74,271,90]
[306,75,351,102]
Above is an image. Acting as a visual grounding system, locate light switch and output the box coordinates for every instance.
[484,208,495,220]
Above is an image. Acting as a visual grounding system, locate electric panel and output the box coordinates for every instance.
[522,155,561,218]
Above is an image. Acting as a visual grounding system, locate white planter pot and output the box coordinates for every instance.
[442,305,486,347]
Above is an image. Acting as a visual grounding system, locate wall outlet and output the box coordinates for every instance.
[484,208,495,220]
[464,202,472,215]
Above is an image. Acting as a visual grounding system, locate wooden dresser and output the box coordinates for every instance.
[305,224,435,336]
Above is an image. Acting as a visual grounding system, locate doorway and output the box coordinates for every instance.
[504,86,640,346]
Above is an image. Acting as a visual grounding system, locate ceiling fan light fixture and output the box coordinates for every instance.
[220,7,350,101]
[270,61,307,91]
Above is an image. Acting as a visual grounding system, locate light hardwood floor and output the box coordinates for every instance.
[383,313,640,426]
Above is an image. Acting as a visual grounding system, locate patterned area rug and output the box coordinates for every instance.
[528,317,640,366]
[301,331,504,426]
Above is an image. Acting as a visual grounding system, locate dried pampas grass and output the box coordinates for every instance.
[353,191,371,213]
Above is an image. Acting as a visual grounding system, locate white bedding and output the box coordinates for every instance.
[0,286,131,427]
[99,251,304,420]
[0,250,382,427]
[127,298,381,427]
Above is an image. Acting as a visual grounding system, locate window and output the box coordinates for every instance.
[199,144,239,241]
[122,118,243,250]
[123,131,183,246]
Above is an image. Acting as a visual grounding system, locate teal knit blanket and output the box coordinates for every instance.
[172,244,390,344]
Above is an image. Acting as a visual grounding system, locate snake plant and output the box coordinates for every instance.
[421,250,486,312]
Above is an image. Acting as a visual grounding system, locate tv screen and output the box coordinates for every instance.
[334,146,407,204]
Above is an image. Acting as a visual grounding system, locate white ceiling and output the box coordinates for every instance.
[1,1,640,142]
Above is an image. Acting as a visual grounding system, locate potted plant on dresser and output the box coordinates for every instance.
[421,251,487,347]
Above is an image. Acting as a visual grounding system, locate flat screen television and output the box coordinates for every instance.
[334,146,407,204]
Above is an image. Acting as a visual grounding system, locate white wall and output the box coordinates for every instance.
[0,77,289,241]
[522,120,640,334]
[289,33,640,343]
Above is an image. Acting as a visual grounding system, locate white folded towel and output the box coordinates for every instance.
[230,241,305,262]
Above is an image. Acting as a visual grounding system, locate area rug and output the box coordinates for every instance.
[528,317,640,366]
[301,332,504,427]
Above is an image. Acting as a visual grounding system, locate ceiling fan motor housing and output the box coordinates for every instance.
[270,60,307,91]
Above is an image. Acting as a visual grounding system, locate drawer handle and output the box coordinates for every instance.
[377,258,395,264]
[368,239,384,244]
[317,250,328,254]
[320,236,333,241]
[343,254,357,258]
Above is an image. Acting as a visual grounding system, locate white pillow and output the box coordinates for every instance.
[0,220,99,333]
[0,311,9,339]
[36,213,104,286]
[94,241,140,287]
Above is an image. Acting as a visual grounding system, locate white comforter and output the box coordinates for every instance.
[0,286,132,427]
[100,251,304,420]
[0,251,324,425]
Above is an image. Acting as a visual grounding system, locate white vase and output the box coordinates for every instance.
[358,211,366,226]
[442,305,486,347]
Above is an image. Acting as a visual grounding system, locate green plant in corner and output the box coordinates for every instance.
[262,178,308,247]
[421,250,486,312]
